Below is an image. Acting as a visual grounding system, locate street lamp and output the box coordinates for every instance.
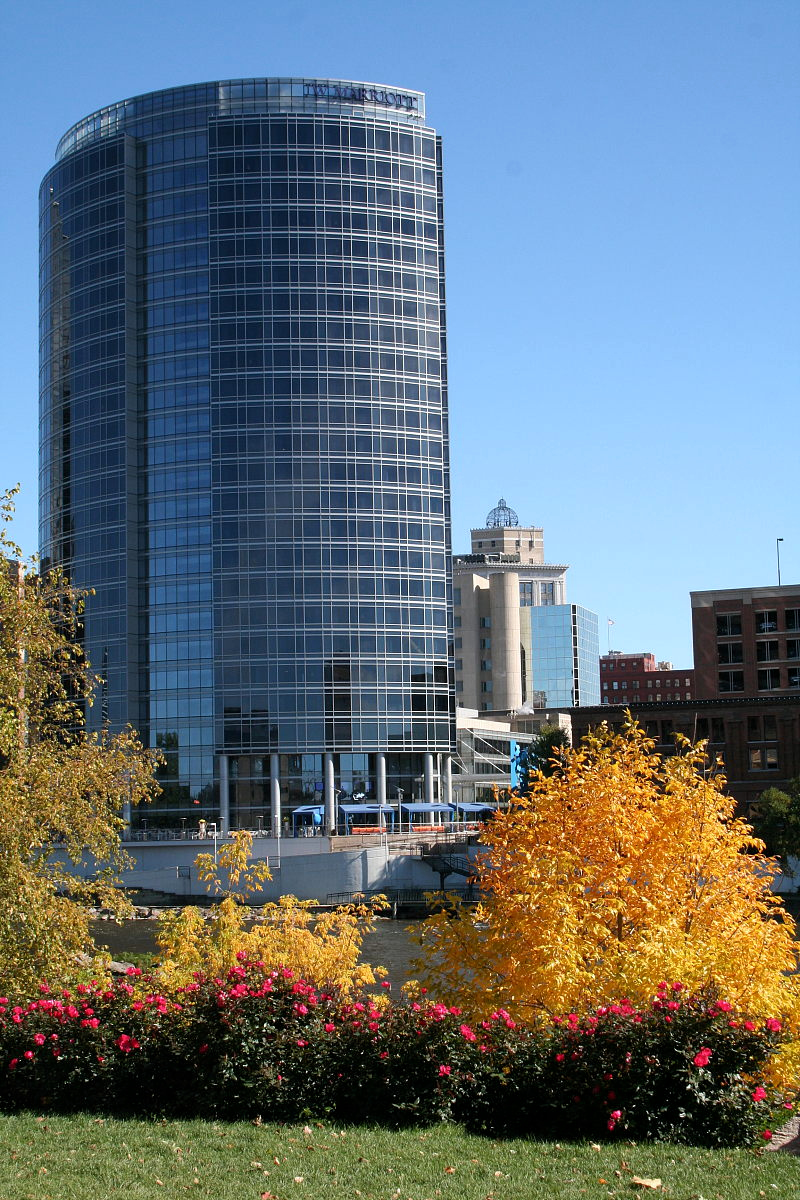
[777,538,784,586]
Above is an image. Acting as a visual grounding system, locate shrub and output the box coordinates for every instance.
[0,968,790,1147]
[455,985,792,1147]
[327,994,475,1127]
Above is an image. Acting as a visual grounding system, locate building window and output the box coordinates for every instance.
[786,609,800,631]
[454,637,462,650]
[480,659,492,672]
[787,640,800,660]
[480,680,493,693]
[453,588,461,606]
[480,637,491,650]
[756,640,779,662]
[755,610,778,633]
[685,677,691,686]
[479,617,491,628]
[718,671,744,693]
[758,668,780,690]
[519,581,535,607]
[716,614,742,637]
[454,659,462,671]
[718,643,743,664]
[711,718,725,742]
[788,668,800,689]
[764,715,777,739]
[621,681,627,689]
[750,748,779,771]
[454,616,461,628]
[602,682,608,691]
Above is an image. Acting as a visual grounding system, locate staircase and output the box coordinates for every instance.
[421,842,477,891]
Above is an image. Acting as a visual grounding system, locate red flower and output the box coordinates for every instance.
[33,1033,45,1046]
[765,1018,782,1032]
[763,1129,773,1141]
[693,1047,712,1067]
[116,1034,141,1053]
[438,1065,451,1076]
[752,1086,767,1102]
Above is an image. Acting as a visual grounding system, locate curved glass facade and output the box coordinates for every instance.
[40,79,454,828]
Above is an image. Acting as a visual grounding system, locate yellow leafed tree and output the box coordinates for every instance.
[0,490,161,996]
[154,830,384,994]
[417,722,800,1040]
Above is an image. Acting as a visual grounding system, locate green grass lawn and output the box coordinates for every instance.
[0,1114,799,1200]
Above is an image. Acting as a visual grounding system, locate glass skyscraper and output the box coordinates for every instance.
[39,78,454,832]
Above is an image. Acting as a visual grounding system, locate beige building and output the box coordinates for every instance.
[453,500,599,712]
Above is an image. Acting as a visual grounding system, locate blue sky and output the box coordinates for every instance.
[1,0,798,666]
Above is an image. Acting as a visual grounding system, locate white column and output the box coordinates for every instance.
[376,752,387,806]
[324,752,336,835]
[270,752,281,839]
[424,752,434,805]
[219,753,230,835]
[443,753,452,805]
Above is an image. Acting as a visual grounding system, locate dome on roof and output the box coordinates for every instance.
[485,498,519,528]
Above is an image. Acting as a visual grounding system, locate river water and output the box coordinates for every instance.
[90,916,422,989]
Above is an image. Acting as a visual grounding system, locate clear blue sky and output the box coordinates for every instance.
[1,0,798,666]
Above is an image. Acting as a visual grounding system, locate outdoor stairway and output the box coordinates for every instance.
[421,842,476,890]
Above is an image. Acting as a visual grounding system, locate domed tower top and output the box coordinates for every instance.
[485,498,519,528]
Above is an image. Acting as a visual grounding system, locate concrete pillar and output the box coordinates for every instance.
[122,799,132,829]
[443,753,452,805]
[424,752,434,805]
[489,570,523,711]
[270,752,281,839]
[219,753,230,835]
[324,752,336,835]
[376,752,387,806]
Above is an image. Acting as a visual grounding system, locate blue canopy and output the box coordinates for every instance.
[339,804,396,833]
[451,800,497,814]
[400,802,453,814]
[291,804,324,835]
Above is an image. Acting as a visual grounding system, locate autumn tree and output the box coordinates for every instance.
[0,491,161,996]
[154,830,384,994]
[417,722,800,1055]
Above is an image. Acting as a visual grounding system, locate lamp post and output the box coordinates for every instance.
[777,538,784,586]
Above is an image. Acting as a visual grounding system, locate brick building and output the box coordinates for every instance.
[692,585,800,699]
[569,697,800,816]
[600,651,694,704]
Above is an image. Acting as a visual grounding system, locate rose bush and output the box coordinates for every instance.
[0,967,790,1147]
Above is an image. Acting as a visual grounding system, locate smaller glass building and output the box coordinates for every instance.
[526,604,600,708]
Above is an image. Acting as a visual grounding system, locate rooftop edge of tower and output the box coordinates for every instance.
[54,77,428,162]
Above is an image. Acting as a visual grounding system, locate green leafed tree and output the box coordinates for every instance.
[751,781,800,881]
[0,490,161,996]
